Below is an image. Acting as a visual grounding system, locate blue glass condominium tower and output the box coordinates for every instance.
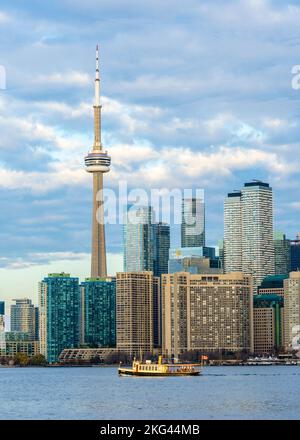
[80,277,116,348]
[39,273,80,363]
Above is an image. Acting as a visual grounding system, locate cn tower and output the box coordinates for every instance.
[85,45,111,278]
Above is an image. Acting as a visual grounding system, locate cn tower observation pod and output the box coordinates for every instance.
[85,149,111,173]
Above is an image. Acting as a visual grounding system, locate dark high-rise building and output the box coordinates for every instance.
[0,301,4,332]
[39,273,80,363]
[274,232,291,275]
[291,233,300,271]
[81,277,116,348]
[181,198,205,248]
[153,222,170,277]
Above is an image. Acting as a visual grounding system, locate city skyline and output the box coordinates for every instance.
[1,0,300,304]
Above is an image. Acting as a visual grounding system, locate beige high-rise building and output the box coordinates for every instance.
[116,272,160,357]
[224,182,275,293]
[10,298,38,340]
[85,46,111,278]
[253,299,284,355]
[253,308,275,354]
[283,272,300,350]
[162,272,253,357]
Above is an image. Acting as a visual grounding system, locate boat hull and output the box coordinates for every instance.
[118,368,201,376]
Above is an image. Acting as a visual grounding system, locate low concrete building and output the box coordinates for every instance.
[0,332,39,358]
[59,347,118,363]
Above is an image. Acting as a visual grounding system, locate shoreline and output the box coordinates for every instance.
[1,362,299,368]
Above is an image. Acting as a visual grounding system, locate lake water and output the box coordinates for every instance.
[1,365,300,420]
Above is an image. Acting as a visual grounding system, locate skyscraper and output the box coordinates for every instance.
[283,271,300,350]
[290,233,300,271]
[39,273,80,363]
[162,272,253,357]
[224,192,242,273]
[153,222,170,277]
[217,239,224,273]
[81,277,116,348]
[10,298,38,340]
[0,301,4,332]
[253,294,284,354]
[124,205,155,273]
[274,231,291,275]
[123,206,170,276]
[116,272,160,357]
[85,46,111,278]
[181,198,205,247]
[224,181,275,292]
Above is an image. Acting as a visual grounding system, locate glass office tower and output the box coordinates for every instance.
[181,198,205,247]
[124,205,170,277]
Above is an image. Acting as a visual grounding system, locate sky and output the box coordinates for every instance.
[0,0,300,306]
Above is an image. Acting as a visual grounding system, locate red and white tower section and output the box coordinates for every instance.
[85,45,111,278]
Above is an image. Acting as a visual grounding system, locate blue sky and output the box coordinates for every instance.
[0,0,300,305]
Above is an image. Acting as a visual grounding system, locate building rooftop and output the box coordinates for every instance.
[259,274,288,289]
[244,181,270,188]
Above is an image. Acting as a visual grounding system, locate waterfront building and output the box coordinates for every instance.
[84,46,111,278]
[80,277,116,348]
[0,332,39,358]
[290,233,300,271]
[168,246,222,274]
[224,181,275,292]
[39,273,80,363]
[181,198,205,247]
[274,232,291,275]
[283,272,300,350]
[116,272,160,357]
[0,301,4,332]
[253,295,284,354]
[10,298,39,340]
[162,272,253,357]
[59,347,118,363]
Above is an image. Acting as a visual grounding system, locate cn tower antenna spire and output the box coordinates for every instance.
[95,44,100,107]
[93,44,101,149]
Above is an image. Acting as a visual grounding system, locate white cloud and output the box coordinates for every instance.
[0,11,11,23]
[35,71,91,87]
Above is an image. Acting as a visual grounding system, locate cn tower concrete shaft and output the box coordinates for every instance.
[91,172,107,278]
